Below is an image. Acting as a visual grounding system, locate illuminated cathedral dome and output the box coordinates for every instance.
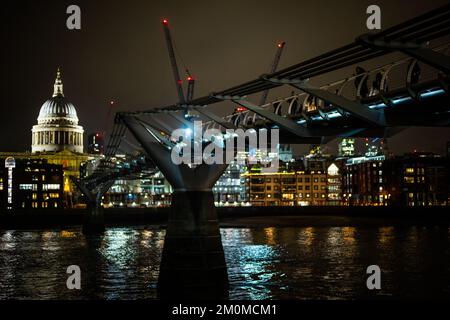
[32,68,84,153]
[37,97,79,125]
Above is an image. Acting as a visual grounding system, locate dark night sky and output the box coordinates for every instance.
[1,0,449,155]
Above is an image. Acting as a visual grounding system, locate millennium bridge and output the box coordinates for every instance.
[75,4,450,299]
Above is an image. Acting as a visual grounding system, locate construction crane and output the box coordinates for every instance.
[186,70,195,102]
[259,41,286,106]
[162,18,186,105]
[233,41,286,119]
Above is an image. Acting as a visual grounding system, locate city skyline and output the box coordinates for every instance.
[1,0,449,155]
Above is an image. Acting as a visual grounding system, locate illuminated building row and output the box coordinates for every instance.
[342,153,449,206]
[243,170,329,206]
[0,157,63,210]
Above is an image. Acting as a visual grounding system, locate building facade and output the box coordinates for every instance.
[384,153,449,206]
[327,163,342,205]
[342,155,387,205]
[244,170,327,206]
[0,157,63,211]
[213,161,247,205]
[342,153,449,206]
[102,171,173,208]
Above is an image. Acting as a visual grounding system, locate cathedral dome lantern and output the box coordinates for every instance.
[32,68,84,153]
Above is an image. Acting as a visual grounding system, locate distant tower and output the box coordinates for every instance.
[364,138,382,157]
[338,138,355,157]
[31,68,84,153]
[87,132,105,154]
[279,144,293,162]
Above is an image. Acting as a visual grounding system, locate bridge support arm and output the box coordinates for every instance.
[402,48,450,75]
[216,97,322,144]
[289,82,386,127]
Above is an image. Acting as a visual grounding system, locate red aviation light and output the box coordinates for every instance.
[277,41,285,48]
[187,76,194,81]
[162,19,169,25]
[236,107,247,112]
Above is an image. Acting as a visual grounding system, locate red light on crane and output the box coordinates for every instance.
[187,76,194,81]
[162,19,169,25]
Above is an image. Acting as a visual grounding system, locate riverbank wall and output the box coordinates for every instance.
[0,206,449,229]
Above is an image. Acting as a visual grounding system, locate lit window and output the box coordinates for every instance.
[43,184,60,191]
[404,177,415,184]
[19,184,33,190]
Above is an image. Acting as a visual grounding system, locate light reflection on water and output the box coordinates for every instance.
[0,225,449,299]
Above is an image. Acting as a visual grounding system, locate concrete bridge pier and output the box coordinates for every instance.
[72,178,114,235]
[121,114,230,299]
[159,189,228,299]
[83,198,105,235]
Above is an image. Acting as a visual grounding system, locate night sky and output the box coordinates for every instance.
[1,0,449,155]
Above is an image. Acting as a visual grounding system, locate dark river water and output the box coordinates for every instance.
[1,225,450,300]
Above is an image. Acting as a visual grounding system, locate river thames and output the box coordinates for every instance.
[1,224,450,300]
